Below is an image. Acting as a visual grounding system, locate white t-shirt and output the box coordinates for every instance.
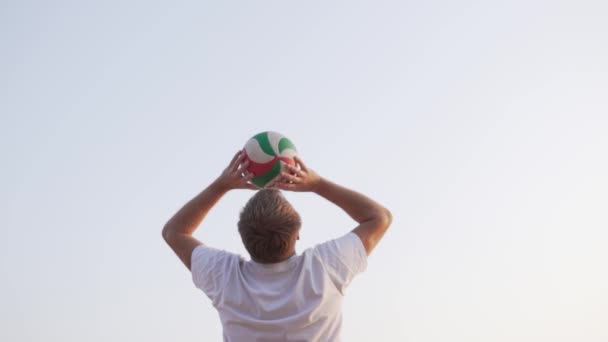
[191,232,368,342]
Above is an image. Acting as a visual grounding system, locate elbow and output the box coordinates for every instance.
[380,207,393,229]
[162,224,174,243]
[364,207,393,229]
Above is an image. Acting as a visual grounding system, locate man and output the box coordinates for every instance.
[162,151,392,341]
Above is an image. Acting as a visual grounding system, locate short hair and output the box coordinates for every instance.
[238,189,301,263]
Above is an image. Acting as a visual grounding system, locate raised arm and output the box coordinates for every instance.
[276,157,392,255]
[162,151,256,269]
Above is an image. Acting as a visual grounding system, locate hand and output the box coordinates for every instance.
[214,151,257,191]
[275,156,322,192]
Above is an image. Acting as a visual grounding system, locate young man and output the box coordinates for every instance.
[162,151,392,342]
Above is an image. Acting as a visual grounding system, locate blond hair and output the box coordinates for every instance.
[238,189,301,263]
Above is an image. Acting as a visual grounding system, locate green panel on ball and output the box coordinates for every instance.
[278,137,296,154]
[253,132,277,157]
[252,160,282,188]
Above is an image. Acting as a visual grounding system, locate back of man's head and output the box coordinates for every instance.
[238,189,301,263]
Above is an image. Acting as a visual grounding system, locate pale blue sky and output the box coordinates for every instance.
[1,1,607,341]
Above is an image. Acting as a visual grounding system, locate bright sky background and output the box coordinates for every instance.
[2,1,607,341]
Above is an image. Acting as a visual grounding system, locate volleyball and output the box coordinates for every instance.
[243,131,298,188]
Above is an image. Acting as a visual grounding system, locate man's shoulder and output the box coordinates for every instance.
[300,232,367,270]
[192,244,244,264]
[191,245,244,281]
[307,232,366,256]
[191,244,246,301]
[302,232,368,293]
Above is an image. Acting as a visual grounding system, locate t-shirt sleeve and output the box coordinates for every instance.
[191,244,240,303]
[313,232,368,294]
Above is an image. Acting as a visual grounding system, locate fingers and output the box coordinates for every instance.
[230,151,250,172]
[243,183,258,190]
[238,154,250,171]
[238,172,257,190]
[218,151,258,191]
[274,181,297,191]
[242,175,257,190]
[293,156,308,172]
[228,151,242,170]
[242,171,254,181]
[285,163,304,177]
[280,171,301,184]
[239,159,250,172]
[228,156,309,191]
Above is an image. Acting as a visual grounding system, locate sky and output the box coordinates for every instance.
[1,1,607,341]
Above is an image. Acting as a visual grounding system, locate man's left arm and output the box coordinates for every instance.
[162,151,256,270]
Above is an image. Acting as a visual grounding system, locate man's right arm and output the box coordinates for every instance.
[313,178,392,255]
[276,157,392,255]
